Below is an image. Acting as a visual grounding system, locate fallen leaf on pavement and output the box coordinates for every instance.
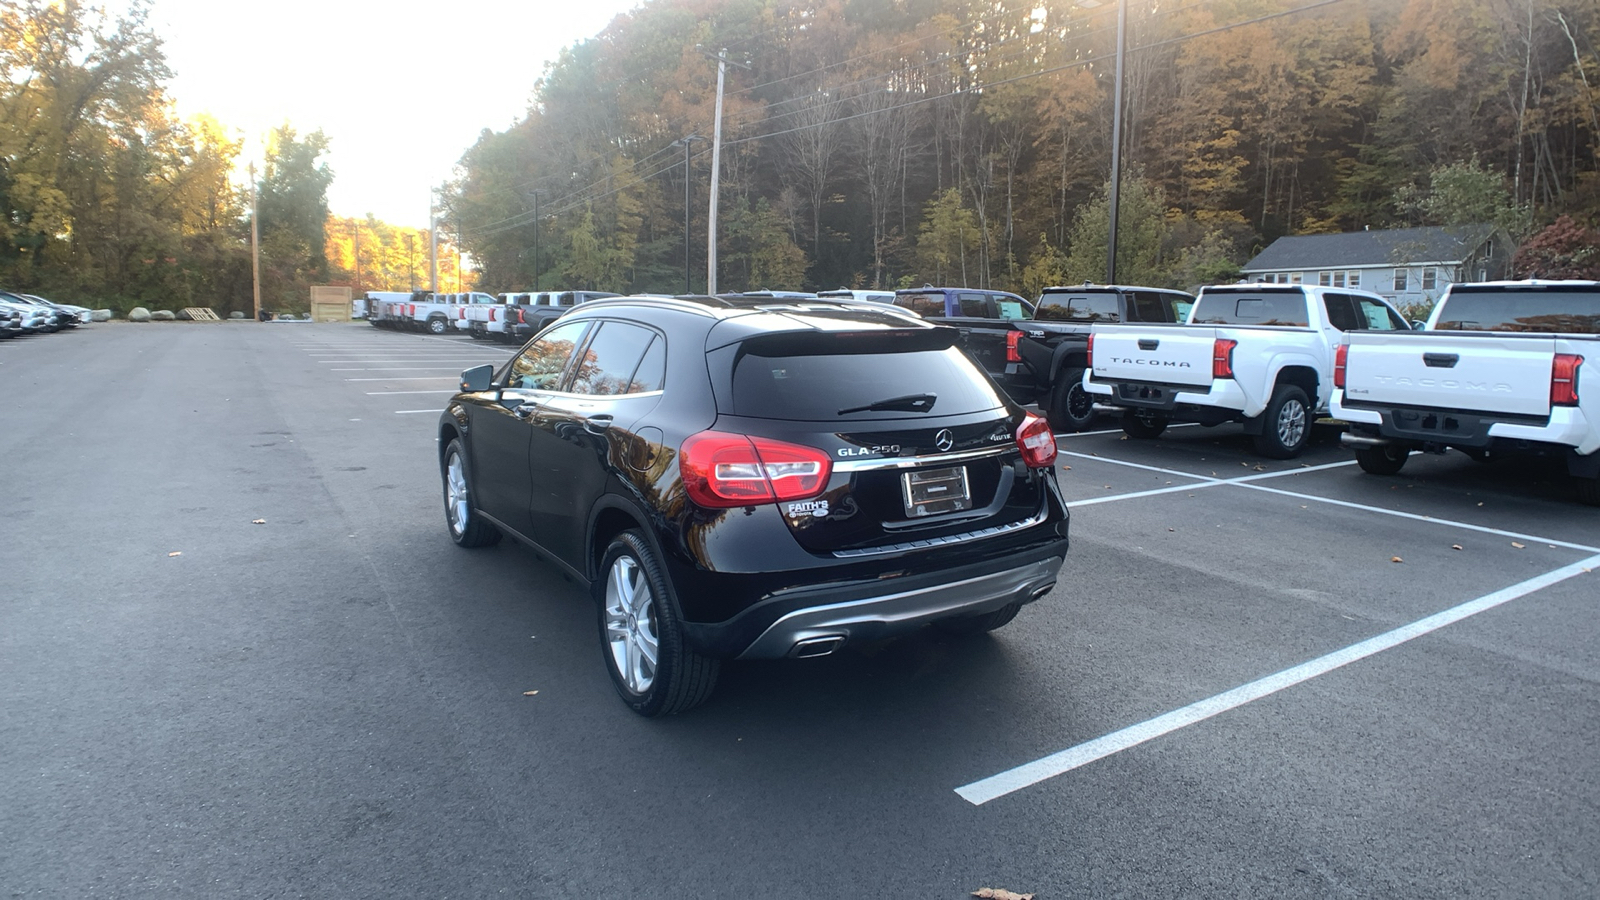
[1511,542,1525,549]
[972,890,1034,900]
[1060,465,1071,470]
[168,551,181,557]
[522,691,539,697]
[251,519,266,525]
[1168,527,1175,532]
[1391,556,1404,563]
[1451,544,1463,551]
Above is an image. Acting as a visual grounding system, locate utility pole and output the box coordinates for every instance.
[678,135,701,294]
[429,195,439,293]
[405,233,415,291]
[530,190,540,290]
[1106,0,1127,285]
[350,221,362,294]
[249,160,261,320]
[703,48,749,296]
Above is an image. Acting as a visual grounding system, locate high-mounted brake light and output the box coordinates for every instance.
[1015,412,1057,468]
[1086,333,1095,368]
[1552,354,1583,406]
[1213,338,1237,379]
[1334,343,1349,389]
[680,432,832,508]
[1005,330,1023,363]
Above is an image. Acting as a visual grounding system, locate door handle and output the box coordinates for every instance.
[584,414,614,434]
[512,403,539,420]
[1422,352,1459,368]
[1138,339,1159,350]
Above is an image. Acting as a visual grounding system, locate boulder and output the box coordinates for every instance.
[127,307,151,322]
[91,309,113,322]
[228,311,245,319]
[150,309,176,321]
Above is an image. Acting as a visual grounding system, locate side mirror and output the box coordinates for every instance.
[460,364,494,392]
[1411,320,1427,331]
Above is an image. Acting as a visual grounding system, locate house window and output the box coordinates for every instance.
[1333,271,1346,288]
[1394,269,1408,292]
[1319,272,1331,286]
[1422,267,1436,290]
[1348,271,1361,288]
[1289,272,1302,285]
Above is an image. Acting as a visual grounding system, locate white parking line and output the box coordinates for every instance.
[330,367,467,371]
[955,553,1600,805]
[344,376,457,382]
[1235,482,1600,554]
[1058,450,1216,482]
[1055,423,1201,438]
[365,390,458,395]
[1062,460,1359,508]
[394,409,439,414]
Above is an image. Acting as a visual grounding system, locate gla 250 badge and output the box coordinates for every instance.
[837,444,901,457]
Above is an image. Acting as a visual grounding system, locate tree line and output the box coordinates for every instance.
[447,0,1600,296]
[0,0,452,314]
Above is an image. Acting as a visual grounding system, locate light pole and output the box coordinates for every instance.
[701,47,749,296]
[1075,0,1127,284]
[677,135,702,294]
[526,190,541,290]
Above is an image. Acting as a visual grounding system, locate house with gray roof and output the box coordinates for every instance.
[1239,224,1511,308]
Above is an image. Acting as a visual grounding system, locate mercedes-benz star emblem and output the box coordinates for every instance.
[934,429,955,452]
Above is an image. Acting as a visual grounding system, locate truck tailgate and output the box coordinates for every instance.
[1343,333,1557,417]
[1091,326,1216,388]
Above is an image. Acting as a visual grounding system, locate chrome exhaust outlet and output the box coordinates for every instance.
[1340,432,1390,449]
[1030,583,1055,600]
[1091,403,1124,414]
[790,636,846,659]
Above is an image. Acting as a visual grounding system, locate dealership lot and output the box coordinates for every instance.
[4,323,1597,898]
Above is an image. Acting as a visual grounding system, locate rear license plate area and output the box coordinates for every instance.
[902,466,971,517]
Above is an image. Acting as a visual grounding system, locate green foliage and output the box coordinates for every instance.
[258,126,333,276]
[1062,177,1168,287]
[1398,158,1532,237]
[915,188,981,285]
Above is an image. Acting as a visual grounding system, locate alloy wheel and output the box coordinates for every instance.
[604,555,659,694]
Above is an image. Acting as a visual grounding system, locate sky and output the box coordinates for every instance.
[144,0,643,228]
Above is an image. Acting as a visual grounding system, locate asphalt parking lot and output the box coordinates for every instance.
[4,322,1597,898]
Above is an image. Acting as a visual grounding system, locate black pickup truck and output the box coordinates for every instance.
[894,284,1194,431]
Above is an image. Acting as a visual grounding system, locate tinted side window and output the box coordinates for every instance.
[1322,294,1359,331]
[506,320,589,390]
[629,335,666,393]
[895,292,947,317]
[1352,296,1406,330]
[1191,291,1310,327]
[1434,290,1600,334]
[958,293,990,317]
[569,322,661,395]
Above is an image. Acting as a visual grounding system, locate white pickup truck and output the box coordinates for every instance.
[1085,284,1412,458]
[1332,280,1600,504]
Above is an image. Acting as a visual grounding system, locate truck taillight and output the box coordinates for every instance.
[1005,330,1023,363]
[1552,354,1583,406]
[518,308,525,324]
[680,432,831,508]
[1334,343,1349,389]
[1015,412,1058,468]
[1213,339,1237,379]
[1086,333,1094,368]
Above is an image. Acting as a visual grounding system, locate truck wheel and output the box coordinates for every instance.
[442,439,501,548]
[598,530,719,717]
[1575,477,1600,507]
[427,316,448,335]
[1121,409,1169,439]
[1046,369,1095,433]
[931,601,1022,636]
[1252,385,1311,459]
[1355,445,1409,475]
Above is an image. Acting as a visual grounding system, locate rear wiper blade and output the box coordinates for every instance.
[837,393,937,415]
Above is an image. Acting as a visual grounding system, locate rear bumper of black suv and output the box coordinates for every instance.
[674,517,1068,660]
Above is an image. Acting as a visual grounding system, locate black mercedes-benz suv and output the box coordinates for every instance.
[438,296,1070,715]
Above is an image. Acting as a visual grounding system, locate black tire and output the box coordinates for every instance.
[597,530,720,717]
[931,601,1023,636]
[1575,477,1600,507]
[441,438,501,548]
[1045,368,1095,433]
[427,316,449,335]
[1252,384,1312,459]
[1121,409,1169,439]
[1355,445,1410,476]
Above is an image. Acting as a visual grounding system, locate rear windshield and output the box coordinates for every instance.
[1036,292,1121,322]
[894,292,947,317]
[1434,289,1600,334]
[726,342,1004,420]
[1191,290,1309,327]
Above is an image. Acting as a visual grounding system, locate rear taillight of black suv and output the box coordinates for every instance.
[1015,413,1057,468]
[680,432,833,508]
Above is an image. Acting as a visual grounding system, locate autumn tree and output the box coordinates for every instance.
[1512,215,1600,278]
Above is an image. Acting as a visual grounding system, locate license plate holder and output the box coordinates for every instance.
[902,466,971,517]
